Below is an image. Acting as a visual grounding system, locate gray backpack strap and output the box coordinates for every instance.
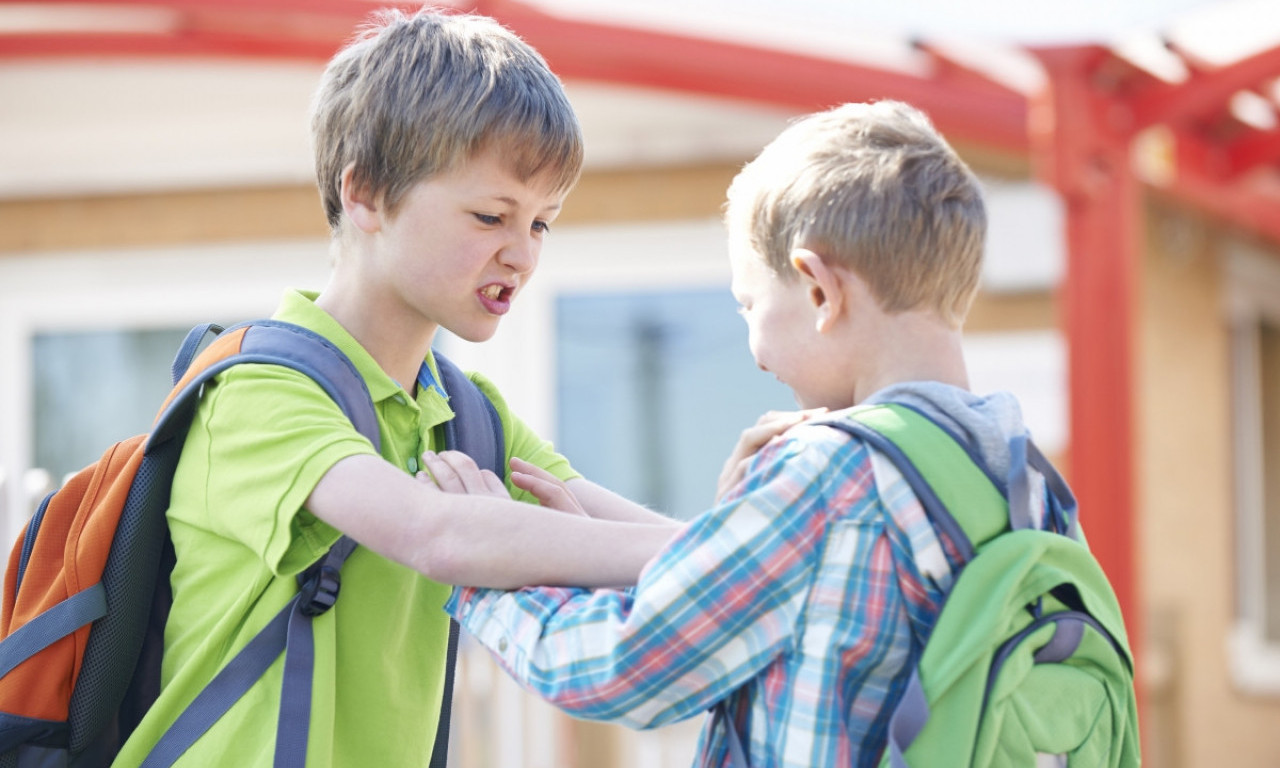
[432,353,505,476]
[143,322,378,768]
[426,351,505,768]
[0,585,107,679]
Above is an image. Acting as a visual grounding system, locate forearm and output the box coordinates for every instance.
[308,454,672,588]
[448,585,694,728]
[568,478,681,526]
[424,498,672,588]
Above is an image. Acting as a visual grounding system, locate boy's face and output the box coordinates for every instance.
[729,240,829,409]
[368,148,565,343]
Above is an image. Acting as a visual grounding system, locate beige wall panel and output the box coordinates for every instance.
[0,186,329,254]
[966,290,1056,333]
[0,164,743,257]
[1140,200,1280,767]
[557,163,740,225]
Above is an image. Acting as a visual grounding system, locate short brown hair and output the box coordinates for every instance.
[311,9,583,231]
[726,101,986,327]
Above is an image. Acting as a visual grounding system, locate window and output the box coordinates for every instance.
[1228,243,1280,693]
[555,288,793,519]
[33,328,189,485]
[0,240,329,543]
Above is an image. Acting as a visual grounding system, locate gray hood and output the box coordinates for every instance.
[863,381,1033,486]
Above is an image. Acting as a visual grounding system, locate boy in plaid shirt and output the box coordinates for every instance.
[430,100,1061,767]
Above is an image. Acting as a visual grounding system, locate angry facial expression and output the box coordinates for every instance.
[369,149,566,343]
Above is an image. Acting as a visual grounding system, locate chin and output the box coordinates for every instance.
[454,329,498,344]
[450,322,500,344]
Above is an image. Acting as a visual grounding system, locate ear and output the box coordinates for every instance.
[339,163,381,234]
[790,248,844,333]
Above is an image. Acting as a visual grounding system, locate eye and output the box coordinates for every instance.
[531,220,551,235]
[473,213,501,226]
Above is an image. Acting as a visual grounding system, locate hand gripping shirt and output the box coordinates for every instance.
[112,289,578,768]
[447,388,1050,768]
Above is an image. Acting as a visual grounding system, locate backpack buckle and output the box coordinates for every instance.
[297,564,342,616]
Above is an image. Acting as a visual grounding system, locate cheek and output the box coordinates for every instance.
[744,317,772,368]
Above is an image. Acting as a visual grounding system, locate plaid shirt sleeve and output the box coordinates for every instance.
[444,426,882,730]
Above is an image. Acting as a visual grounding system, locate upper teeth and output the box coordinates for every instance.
[482,286,503,300]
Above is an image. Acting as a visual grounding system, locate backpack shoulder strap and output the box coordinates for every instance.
[154,320,381,453]
[830,403,1009,560]
[433,352,505,477]
[424,351,504,768]
[143,320,380,768]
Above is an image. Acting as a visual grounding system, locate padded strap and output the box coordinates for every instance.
[433,353,505,477]
[0,584,106,678]
[144,322,380,768]
[838,404,1010,554]
[427,351,504,768]
[150,321,381,455]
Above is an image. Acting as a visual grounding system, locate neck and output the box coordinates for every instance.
[849,310,970,405]
[315,273,435,392]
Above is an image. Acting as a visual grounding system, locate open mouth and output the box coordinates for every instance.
[478,283,515,314]
[480,284,513,301]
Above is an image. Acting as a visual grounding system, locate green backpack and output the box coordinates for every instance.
[828,403,1141,767]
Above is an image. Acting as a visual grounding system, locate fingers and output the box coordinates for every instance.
[741,408,827,449]
[509,457,587,516]
[715,407,828,502]
[421,450,509,498]
[421,452,585,514]
[509,457,561,484]
[716,457,753,503]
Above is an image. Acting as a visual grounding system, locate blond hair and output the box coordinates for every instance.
[726,101,986,326]
[311,8,583,231]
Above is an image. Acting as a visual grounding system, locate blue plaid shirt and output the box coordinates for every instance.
[447,415,965,767]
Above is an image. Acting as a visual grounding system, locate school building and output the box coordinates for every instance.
[1,2,1279,766]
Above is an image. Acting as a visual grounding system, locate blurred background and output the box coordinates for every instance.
[2,0,1280,765]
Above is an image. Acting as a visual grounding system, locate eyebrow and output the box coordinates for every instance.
[488,195,563,213]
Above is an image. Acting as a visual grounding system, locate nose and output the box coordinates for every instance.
[498,234,539,275]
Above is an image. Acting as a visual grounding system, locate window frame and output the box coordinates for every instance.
[1227,241,1280,695]
[0,240,331,545]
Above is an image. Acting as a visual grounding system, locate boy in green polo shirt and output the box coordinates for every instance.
[112,9,677,767]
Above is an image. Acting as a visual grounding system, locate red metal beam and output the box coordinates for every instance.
[1170,135,1280,242]
[1129,42,1280,130]
[0,0,1030,152]
[471,1,1028,151]
[1031,43,1142,674]
[1223,127,1280,177]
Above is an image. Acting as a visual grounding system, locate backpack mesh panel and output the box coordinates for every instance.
[66,440,183,758]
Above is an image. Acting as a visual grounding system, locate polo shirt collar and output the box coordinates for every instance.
[272,289,442,406]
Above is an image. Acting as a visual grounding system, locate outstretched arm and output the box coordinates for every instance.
[567,478,680,525]
[483,454,679,526]
[305,453,674,589]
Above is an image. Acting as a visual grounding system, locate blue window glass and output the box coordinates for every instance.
[556,288,794,520]
[33,328,189,483]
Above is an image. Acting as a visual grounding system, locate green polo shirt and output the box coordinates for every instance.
[113,290,577,767]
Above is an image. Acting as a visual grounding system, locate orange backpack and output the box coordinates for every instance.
[0,320,502,768]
